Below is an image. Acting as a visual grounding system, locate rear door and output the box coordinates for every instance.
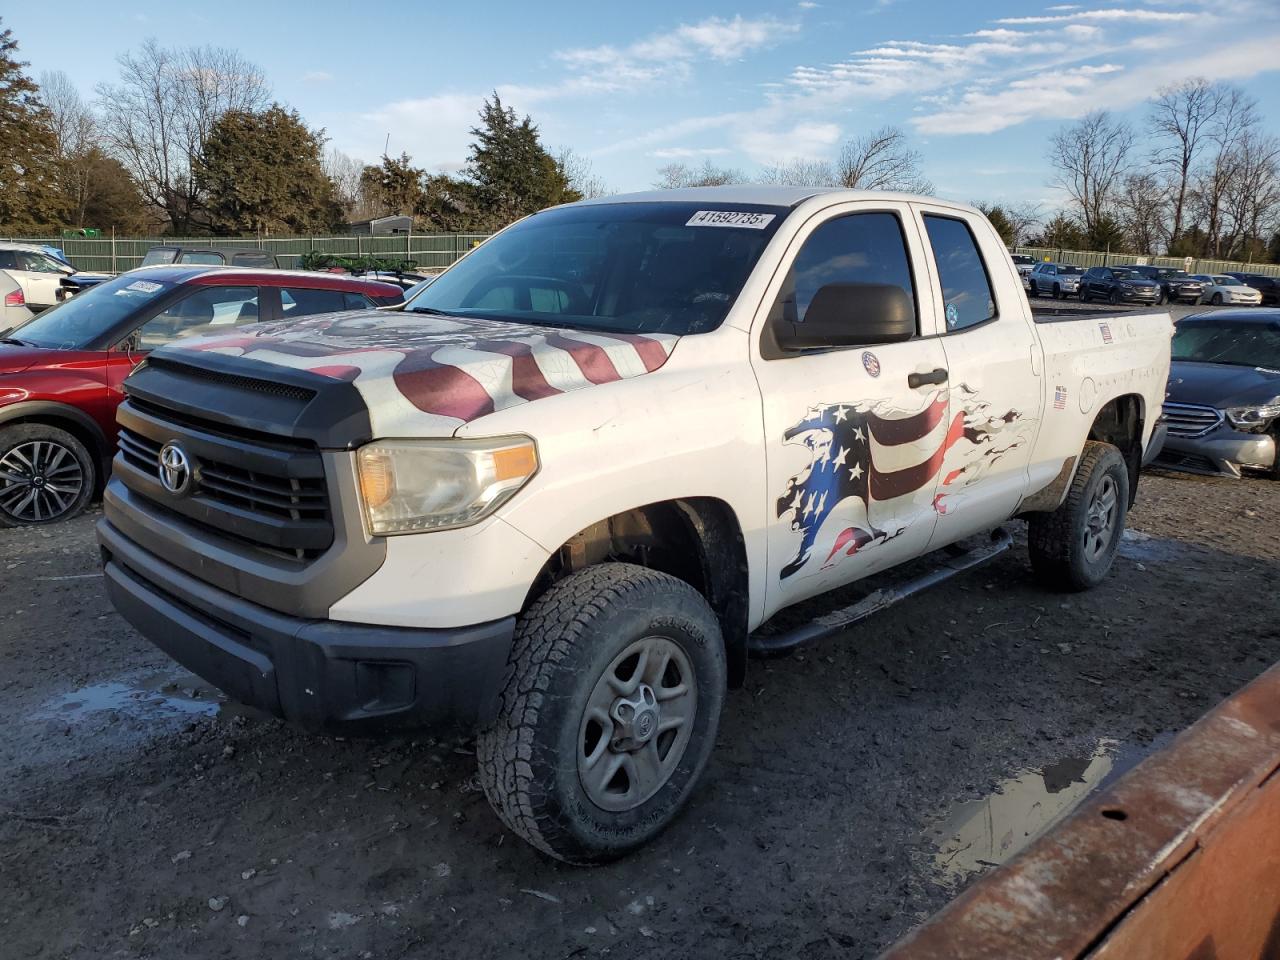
[751,201,952,614]
[914,206,1043,547]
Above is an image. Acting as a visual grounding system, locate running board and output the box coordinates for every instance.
[747,526,1014,656]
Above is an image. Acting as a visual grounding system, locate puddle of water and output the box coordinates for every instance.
[32,671,265,724]
[1119,529,1184,563]
[931,735,1174,882]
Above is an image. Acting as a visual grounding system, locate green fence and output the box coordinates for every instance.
[1011,246,1280,279]
[5,233,493,273]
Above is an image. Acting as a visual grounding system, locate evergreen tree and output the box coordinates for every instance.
[464,94,579,230]
[358,153,425,220]
[0,23,66,231]
[197,105,342,234]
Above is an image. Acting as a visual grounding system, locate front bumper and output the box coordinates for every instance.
[1155,428,1277,478]
[1120,288,1160,303]
[98,518,516,734]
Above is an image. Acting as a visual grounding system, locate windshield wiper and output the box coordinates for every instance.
[0,337,32,347]
[407,305,455,315]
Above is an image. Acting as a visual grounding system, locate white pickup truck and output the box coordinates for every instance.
[98,187,1172,863]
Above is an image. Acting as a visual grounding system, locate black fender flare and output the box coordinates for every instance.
[0,400,110,458]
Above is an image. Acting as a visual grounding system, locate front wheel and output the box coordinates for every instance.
[0,423,96,527]
[1028,441,1129,591]
[1211,293,1223,306]
[1053,283,1062,300]
[477,563,726,864]
[1108,289,1120,305]
[1080,288,1090,302]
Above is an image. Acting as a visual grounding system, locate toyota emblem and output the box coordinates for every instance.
[158,442,192,495]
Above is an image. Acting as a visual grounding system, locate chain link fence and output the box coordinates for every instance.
[3,233,494,273]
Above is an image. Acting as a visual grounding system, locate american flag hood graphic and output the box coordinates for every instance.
[173,310,679,436]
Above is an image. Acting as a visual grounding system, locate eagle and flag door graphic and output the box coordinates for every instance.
[752,203,957,612]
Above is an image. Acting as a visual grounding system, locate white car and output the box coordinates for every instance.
[0,242,77,311]
[1194,274,1264,306]
[98,187,1173,863]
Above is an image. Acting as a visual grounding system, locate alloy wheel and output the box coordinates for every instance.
[1083,474,1118,563]
[0,440,85,523]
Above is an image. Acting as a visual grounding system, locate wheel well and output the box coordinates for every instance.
[1088,394,1144,506]
[526,498,751,688]
[0,409,109,495]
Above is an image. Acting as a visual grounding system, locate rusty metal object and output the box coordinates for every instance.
[881,661,1280,960]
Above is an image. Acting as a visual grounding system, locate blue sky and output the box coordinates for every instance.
[7,0,1280,208]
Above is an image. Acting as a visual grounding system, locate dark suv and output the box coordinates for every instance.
[1129,266,1204,305]
[1226,273,1280,306]
[1079,266,1161,305]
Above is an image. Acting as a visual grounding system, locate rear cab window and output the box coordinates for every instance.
[922,214,997,332]
[280,287,371,316]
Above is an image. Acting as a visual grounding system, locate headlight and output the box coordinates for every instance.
[1225,402,1280,428]
[356,436,538,535]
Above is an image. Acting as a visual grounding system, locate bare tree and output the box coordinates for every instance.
[835,126,932,194]
[1116,171,1168,254]
[653,160,745,189]
[1218,131,1280,260]
[40,70,96,157]
[97,40,269,233]
[758,158,837,187]
[323,148,370,220]
[1149,78,1227,247]
[556,147,610,199]
[1192,86,1258,256]
[1047,110,1134,239]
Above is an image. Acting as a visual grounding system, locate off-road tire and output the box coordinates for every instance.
[477,562,726,864]
[1028,441,1129,591]
[0,423,95,528]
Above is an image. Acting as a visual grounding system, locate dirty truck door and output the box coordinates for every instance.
[751,203,951,616]
[915,209,1042,546]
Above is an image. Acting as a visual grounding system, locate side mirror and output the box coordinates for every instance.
[773,283,915,351]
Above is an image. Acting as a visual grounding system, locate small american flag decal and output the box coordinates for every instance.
[1099,322,1113,344]
[1054,385,1068,410]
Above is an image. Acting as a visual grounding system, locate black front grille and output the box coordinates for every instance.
[114,401,334,563]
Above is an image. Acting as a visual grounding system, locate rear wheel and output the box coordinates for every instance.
[1028,441,1129,591]
[477,563,726,864]
[0,423,95,527]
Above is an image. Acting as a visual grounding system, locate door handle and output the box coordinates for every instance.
[908,368,949,388]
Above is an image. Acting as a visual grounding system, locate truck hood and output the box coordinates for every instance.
[167,309,680,436]
[1167,360,1280,408]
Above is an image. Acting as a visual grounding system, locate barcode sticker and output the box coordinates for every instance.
[686,210,776,229]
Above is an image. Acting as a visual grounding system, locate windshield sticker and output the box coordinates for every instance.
[124,280,162,294]
[685,210,776,229]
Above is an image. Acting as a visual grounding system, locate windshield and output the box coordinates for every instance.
[1057,264,1082,275]
[140,248,179,267]
[1173,321,1280,369]
[406,202,787,335]
[1111,269,1140,280]
[1212,275,1243,286]
[7,274,174,349]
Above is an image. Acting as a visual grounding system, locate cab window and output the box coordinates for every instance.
[280,287,370,316]
[136,286,260,349]
[779,211,917,334]
[923,215,996,332]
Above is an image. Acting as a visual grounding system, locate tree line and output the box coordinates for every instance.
[0,21,590,237]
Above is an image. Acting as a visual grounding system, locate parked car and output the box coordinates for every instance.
[1193,274,1264,306]
[1079,265,1161,305]
[1028,262,1084,299]
[96,187,1172,863]
[1128,266,1204,305]
[0,270,33,333]
[1010,253,1037,277]
[0,242,110,310]
[0,266,403,526]
[1157,309,1280,478]
[1225,273,1280,306]
[138,245,282,269]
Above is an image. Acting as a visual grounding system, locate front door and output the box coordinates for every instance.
[751,204,952,617]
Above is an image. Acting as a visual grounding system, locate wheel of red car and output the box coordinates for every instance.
[0,423,95,527]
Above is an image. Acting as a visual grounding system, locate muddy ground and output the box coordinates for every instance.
[2,469,1278,960]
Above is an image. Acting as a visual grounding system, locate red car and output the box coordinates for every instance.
[0,266,403,526]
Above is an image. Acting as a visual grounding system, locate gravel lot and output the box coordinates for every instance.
[3,462,1279,959]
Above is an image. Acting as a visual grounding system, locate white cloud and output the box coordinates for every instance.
[996,7,1199,24]
[649,146,732,159]
[914,64,1124,134]
[303,71,332,83]
[798,1,820,8]
[736,120,841,164]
